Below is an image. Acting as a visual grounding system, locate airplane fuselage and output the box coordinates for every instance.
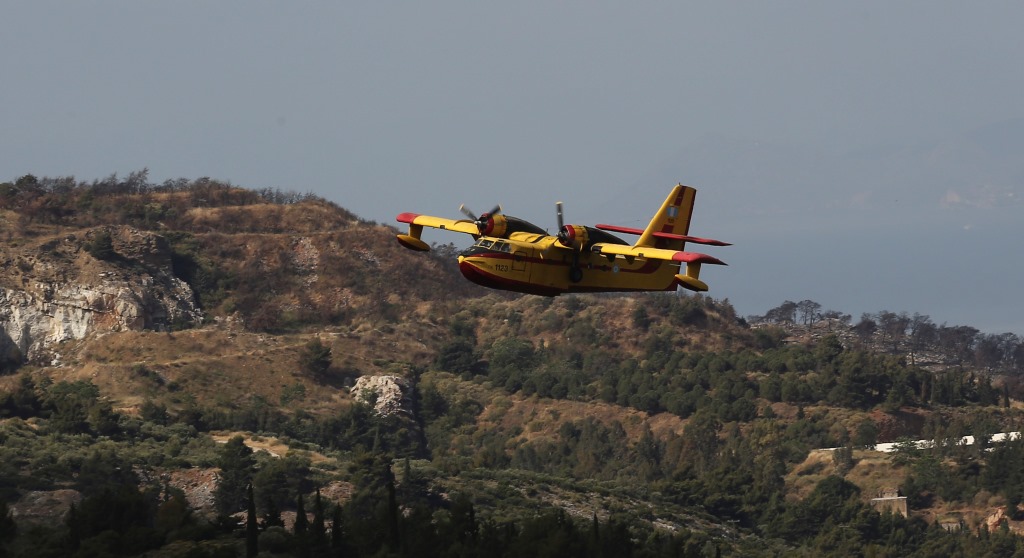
[396,184,727,295]
[457,232,680,296]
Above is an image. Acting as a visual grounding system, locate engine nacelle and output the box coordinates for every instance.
[558,224,590,250]
[476,214,548,238]
[480,213,508,237]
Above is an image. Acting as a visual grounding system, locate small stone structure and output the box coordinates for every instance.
[870,488,908,518]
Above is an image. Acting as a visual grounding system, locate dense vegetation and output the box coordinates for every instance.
[3,174,1024,556]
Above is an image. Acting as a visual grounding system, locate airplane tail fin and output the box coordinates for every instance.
[636,184,696,250]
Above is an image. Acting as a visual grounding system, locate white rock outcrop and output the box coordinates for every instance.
[1,279,202,363]
[351,375,413,418]
[0,227,203,363]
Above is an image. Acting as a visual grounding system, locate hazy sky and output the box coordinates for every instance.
[4,3,1022,333]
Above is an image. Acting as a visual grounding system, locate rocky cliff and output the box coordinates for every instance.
[0,226,202,365]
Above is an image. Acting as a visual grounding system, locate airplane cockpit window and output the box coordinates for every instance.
[493,241,511,253]
[477,239,494,249]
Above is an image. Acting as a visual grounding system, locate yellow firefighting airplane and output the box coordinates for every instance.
[395,184,729,296]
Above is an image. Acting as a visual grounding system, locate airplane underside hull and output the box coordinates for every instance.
[458,254,680,296]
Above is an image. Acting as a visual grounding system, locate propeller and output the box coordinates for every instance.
[459,204,502,234]
[555,201,573,247]
[554,201,585,283]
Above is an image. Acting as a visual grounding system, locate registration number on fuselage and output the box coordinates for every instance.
[494,264,511,272]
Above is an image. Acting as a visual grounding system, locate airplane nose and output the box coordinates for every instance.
[458,256,490,286]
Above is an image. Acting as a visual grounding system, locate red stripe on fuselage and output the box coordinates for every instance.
[469,252,667,275]
[458,260,562,296]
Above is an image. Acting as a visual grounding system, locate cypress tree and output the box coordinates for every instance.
[312,488,326,545]
[294,493,309,534]
[261,495,284,529]
[387,478,400,548]
[331,504,344,553]
[293,493,311,558]
[246,483,258,558]
[65,502,81,552]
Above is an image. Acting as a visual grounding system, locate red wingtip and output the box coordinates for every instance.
[672,252,727,266]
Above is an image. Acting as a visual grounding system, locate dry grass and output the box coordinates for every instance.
[785,450,837,501]
[845,451,907,499]
[786,447,909,504]
[210,431,334,464]
[425,369,688,450]
[48,323,442,416]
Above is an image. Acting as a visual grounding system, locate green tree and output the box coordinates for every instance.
[0,498,16,554]
[434,338,477,376]
[299,338,332,378]
[253,453,311,522]
[632,303,651,331]
[86,228,116,260]
[71,484,161,556]
[832,445,855,475]
[215,435,255,515]
[814,334,844,365]
[681,410,722,475]
[331,504,345,554]
[0,375,40,418]
[246,483,259,558]
[76,448,139,497]
[854,419,879,448]
[312,488,327,548]
[43,380,100,434]
[294,493,309,535]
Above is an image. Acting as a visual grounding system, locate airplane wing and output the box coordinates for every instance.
[396,213,481,235]
[395,212,480,251]
[591,243,727,266]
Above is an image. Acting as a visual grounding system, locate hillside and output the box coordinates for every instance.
[3,173,1024,557]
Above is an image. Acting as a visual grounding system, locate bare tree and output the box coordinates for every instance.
[936,324,979,367]
[853,314,877,346]
[797,300,822,327]
[820,310,852,332]
[907,313,936,365]
[876,311,910,354]
[764,300,798,324]
[974,333,1023,373]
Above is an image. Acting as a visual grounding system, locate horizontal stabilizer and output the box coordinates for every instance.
[595,224,730,246]
[672,252,728,266]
